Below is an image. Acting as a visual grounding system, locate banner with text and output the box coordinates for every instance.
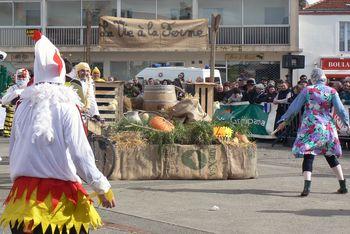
[99,16,208,50]
[214,102,277,139]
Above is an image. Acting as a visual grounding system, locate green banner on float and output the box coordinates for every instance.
[214,102,277,139]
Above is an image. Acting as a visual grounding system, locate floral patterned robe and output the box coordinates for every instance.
[279,81,349,158]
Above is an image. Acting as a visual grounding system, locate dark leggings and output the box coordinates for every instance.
[302,154,340,172]
[10,221,88,234]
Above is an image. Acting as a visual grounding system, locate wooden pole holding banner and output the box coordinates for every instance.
[85,10,92,65]
[209,14,221,83]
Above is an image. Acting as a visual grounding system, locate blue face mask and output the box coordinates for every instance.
[16,78,29,88]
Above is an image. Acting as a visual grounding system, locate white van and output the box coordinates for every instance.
[136,67,222,85]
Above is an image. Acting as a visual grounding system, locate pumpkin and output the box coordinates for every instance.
[149,116,175,132]
[235,132,250,143]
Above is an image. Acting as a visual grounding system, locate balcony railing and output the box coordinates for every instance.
[211,26,290,45]
[0,25,290,47]
[0,27,40,46]
[46,26,99,46]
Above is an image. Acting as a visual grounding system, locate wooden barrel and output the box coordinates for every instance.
[143,85,178,111]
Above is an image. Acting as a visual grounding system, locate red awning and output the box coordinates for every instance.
[325,74,349,79]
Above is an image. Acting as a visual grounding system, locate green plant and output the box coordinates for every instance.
[186,121,216,145]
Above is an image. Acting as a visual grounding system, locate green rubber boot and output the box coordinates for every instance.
[337,180,348,194]
[301,180,311,197]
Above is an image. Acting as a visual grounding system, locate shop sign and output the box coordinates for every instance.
[321,58,350,70]
[99,16,208,50]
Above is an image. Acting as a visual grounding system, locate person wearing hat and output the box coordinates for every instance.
[92,67,106,83]
[0,30,115,233]
[241,78,258,103]
[75,62,101,120]
[1,68,30,137]
[275,68,349,197]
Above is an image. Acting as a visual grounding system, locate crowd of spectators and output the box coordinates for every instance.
[124,71,350,108]
[213,76,309,105]
[328,77,350,105]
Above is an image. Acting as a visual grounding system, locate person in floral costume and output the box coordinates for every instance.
[276,68,349,197]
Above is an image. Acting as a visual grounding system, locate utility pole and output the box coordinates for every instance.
[85,10,92,64]
[209,14,221,83]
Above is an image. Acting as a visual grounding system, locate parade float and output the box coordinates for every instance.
[90,83,258,181]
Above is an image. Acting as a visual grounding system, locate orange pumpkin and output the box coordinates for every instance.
[149,116,175,132]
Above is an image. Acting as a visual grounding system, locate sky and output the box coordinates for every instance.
[307,0,320,4]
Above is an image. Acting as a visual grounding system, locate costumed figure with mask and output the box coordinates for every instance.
[0,30,115,233]
[74,62,101,121]
[1,68,30,137]
[275,68,350,197]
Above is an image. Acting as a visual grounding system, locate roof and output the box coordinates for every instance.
[300,0,350,14]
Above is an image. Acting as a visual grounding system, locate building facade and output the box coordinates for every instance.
[0,0,299,82]
[298,0,350,80]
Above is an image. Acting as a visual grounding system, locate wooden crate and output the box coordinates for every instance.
[194,83,216,117]
[94,81,124,123]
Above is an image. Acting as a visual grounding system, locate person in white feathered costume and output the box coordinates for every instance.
[0,30,115,234]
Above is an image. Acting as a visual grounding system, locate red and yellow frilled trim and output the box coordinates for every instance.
[0,177,103,233]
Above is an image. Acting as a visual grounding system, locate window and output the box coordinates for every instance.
[47,1,81,26]
[130,61,151,79]
[243,0,289,25]
[0,2,13,26]
[339,22,350,52]
[110,61,128,80]
[14,2,41,26]
[198,0,242,25]
[83,1,118,25]
[121,0,156,19]
[157,0,192,20]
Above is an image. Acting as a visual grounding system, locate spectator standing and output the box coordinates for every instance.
[237,78,246,92]
[261,84,277,103]
[227,88,243,103]
[259,77,268,87]
[274,81,292,128]
[254,83,267,103]
[340,81,350,105]
[132,77,143,92]
[214,84,225,102]
[147,78,155,85]
[289,80,308,103]
[241,79,257,103]
[329,80,342,93]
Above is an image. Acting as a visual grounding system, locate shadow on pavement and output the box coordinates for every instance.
[258,209,350,217]
[129,188,300,198]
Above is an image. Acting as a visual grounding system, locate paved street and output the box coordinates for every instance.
[1,138,350,233]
